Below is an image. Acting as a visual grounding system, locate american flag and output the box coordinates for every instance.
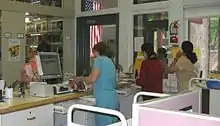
[85,0,102,57]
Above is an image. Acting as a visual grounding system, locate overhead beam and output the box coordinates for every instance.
[0,0,73,17]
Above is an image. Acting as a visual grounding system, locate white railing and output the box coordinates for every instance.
[68,104,128,126]
[188,77,220,89]
[133,91,170,104]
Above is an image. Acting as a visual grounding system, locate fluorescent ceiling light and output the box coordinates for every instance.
[25,17,30,23]
[33,18,41,21]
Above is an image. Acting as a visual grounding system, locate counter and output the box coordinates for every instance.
[0,92,89,114]
[0,77,138,126]
[0,80,136,115]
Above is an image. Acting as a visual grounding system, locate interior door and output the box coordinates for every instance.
[76,14,119,76]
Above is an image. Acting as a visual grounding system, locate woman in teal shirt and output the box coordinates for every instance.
[71,42,119,126]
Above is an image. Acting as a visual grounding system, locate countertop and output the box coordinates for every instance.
[0,76,136,115]
[0,92,90,114]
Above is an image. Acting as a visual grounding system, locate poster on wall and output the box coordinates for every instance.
[8,39,20,61]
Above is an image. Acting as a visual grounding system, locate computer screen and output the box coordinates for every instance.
[36,52,62,80]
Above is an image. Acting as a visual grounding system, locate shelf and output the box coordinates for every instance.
[26,29,62,36]
[25,18,62,24]
[25,16,63,62]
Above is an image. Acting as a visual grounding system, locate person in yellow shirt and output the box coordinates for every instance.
[168,41,198,91]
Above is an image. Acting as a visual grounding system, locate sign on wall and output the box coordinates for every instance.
[8,39,20,61]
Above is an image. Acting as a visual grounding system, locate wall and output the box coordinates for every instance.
[102,0,118,8]
[118,0,133,72]
[1,11,25,85]
[62,0,75,74]
[102,25,116,41]
[139,108,220,126]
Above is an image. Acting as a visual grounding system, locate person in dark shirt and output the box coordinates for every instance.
[37,40,51,52]
[136,43,163,94]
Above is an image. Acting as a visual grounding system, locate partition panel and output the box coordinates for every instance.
[143,91,200,112]
[138,108,220,126]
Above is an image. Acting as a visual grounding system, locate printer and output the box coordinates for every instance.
[30,82,72,97]
[30,82,54,97]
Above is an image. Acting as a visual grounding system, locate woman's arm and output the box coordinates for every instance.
[21,64,30,84]
[77,58,101,84]
[81,68,100,84]
[167,58,179,74]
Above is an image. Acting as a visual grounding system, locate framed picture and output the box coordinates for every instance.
[17,33,24,39]
[4,32,12,38]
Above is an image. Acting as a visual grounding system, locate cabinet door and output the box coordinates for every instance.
[35,104,54,126]
[2,104,53,126]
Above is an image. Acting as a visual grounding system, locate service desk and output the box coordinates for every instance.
[0,78,139,126]
[0,92,89,126]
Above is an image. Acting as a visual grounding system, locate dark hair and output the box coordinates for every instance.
[141,43,157,59]
[182,41,198,64]
[157,47,167,58]
[37,41,51,52]
[93,42,114,58]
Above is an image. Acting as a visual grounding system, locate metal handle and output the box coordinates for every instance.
[68,104,128,126]
[27,116,36,120]
[188,78,220,89]
[133,92,170,104]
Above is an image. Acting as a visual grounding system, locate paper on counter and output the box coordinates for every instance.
[62,81,69,85]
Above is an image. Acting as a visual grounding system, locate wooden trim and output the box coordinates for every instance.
[0,92,90,114]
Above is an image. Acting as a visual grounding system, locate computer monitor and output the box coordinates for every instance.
[36,52,63,83]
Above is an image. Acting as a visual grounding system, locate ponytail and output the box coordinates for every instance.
[185,52,198,64]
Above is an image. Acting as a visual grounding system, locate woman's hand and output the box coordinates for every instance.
[68,77,84,90]
[68,79,77,90]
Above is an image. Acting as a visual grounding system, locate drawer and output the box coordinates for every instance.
[2,104,53,126]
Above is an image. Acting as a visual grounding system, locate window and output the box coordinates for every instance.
[12,0,62,8]
[188,17,220,74]
[133,12,168,51]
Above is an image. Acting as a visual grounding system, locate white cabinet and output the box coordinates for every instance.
[54,98,95,126]
[1,104,53,126]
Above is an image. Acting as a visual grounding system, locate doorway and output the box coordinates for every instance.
[76,14,119,76]
[133,12,169,62]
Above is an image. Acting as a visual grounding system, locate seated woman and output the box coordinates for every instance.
[136,43,163,94]
[21,48,39,84]
[167,41,198,91]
